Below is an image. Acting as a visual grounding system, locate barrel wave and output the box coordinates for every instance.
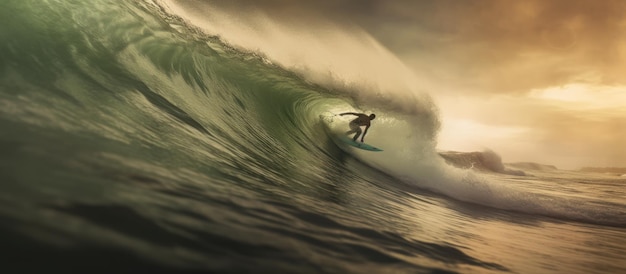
[1,1,625,273]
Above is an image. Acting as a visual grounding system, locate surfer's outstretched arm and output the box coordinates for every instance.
[340,112,359,116]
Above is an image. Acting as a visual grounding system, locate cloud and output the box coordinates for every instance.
[362,0,626,94]
[195,0,626,94]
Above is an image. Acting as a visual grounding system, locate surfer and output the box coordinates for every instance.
[340,112,376,142]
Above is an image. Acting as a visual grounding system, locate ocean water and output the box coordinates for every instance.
[1,0,625,273]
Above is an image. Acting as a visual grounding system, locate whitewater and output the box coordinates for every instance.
[1,0,625,273]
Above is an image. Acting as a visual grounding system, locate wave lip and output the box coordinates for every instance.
[153,0,437,117]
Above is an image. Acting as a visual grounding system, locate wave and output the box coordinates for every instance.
[439,150,526,175]
[579,167,626,174]
[2,0,624,230]
[149,1,626,228]
[152,0,439,118]
[507,162,558,171]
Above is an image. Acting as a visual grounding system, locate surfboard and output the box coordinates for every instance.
[337,135,383,152]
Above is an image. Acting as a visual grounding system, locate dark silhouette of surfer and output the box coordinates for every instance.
[340,112,376,142]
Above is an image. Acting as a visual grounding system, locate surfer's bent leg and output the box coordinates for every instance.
[353,128,362,141]
[349,122,362,141]
[346,122,358,135]
[346,122,361,140]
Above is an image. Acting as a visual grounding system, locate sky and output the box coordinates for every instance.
[172,0,626,169]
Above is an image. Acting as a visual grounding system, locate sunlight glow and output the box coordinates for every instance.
[530,84,626,109]
[438,118,529,152]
